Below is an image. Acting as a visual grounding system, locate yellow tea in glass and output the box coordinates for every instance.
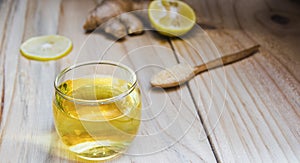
[53,61,141,161]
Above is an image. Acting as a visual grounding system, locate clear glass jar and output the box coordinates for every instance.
[53,61,141,161]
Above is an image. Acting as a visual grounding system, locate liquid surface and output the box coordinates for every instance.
[53,78,141,160]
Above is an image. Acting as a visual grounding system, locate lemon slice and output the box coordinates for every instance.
[148,0,196,37]
[20,35,72,61]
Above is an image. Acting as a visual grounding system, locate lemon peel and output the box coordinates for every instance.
[20,35,72,61]
[148,0,196,37]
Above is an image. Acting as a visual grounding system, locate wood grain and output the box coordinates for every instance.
[55,1,216,162]
[0,0,12,124]
[0,0,299,162]
[171,0,300,162]
[0,0,62,162]
[0,0,29,136]
[1,0,216,162]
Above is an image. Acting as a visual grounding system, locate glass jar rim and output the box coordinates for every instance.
[54,61,137,104]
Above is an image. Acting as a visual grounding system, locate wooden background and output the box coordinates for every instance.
[0,0,299,162]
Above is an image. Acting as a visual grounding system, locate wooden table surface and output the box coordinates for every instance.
[0,0,299,162]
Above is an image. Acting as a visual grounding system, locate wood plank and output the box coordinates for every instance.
[0,0,13,126]
[0,0,298,162]
[0,0,28,133]
[171,0,300,162]
[0,0,62,162]
[54,0,217,162]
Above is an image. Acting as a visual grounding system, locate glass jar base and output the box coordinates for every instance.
[69,141,128,161]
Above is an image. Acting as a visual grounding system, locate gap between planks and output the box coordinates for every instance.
[167,38,221,163]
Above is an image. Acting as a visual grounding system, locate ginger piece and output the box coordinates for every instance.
[83,0,149,37]
[83,0,132,31]
[119,13,144,35]
[103,18,127,39]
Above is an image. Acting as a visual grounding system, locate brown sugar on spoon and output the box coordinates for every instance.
[151,45,260,88]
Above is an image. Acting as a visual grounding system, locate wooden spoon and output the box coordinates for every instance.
[151,44,260,88]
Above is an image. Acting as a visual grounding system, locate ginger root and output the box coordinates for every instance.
[103,18,127,38]
[83,0,150,38]
[119,13,144,35]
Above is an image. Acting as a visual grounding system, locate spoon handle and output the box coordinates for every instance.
[193,45,260,74]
